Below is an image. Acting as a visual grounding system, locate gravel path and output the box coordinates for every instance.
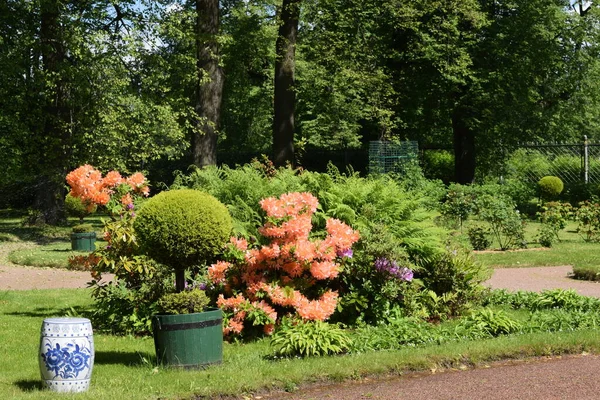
[486,265,600,298]
[266,354,600,400]
[0,242,102,290]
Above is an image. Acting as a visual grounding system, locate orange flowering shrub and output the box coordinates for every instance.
[66,164,149,215]
[66,165,153,280]
[208,192,360,338]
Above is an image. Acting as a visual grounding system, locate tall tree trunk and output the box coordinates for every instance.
[192,0,224,167]
[37,0,69,225]
[273,0,301,167]
[452,105,476,184]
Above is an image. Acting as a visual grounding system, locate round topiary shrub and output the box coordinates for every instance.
[538,176,564,200]
[65,193,97,222]
[134,189,232,291]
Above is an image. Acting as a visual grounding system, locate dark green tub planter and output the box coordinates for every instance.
[70,232,96,252]
[152,308,223,369]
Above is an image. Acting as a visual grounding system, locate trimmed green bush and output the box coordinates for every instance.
[538,176,564,200]
[72,223,94,233]
[65,193,96,222]
[134,189,232,291]
[157,289,210,314]
[572,265,600,281]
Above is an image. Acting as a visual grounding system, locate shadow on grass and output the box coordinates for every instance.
[14,379,43,392]
[6,305,90,318]
[95,350,156,366]
[0,212,106,245]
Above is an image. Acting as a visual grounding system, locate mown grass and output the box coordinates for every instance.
[3,289,600,400]
[0,214,106,268]
[8,241,106,269]
[472,221,600,275]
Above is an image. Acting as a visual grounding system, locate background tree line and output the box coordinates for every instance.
[1,0,600,223]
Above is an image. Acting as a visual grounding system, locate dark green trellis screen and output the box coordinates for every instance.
[368,141,419,174]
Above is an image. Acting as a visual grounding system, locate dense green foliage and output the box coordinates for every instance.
[575,201,600,242]
[157,289,211,315]
[270,319,352,358]
[134,189,232,271]
[65,193,97,222]
[71,224,94,233]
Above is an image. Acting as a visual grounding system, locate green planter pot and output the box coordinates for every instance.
[70,232,96,252]
[152,308,223,369]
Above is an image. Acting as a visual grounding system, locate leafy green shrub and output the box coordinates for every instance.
[572,264,600,281]
[65,193,97,222]
[72,224,94,233]
[538,176,564,200]
[439,184,476,230]
[421,150,454,183]
[497,179,537,215]
[505,149,551,182]
[467,225,491,250]
[134,189,232,291]
[457,308,521,337]
[527,309,600,332]
[483,289,600,313]
[474,194,526,250]
[575,201,600,242]
[270,319,352,358]
[334,223,417,325]
[416,250,491,318]
[88,268,173,335]
[157,289,210,315]
[349,316,440,352]
[536,202,572,247]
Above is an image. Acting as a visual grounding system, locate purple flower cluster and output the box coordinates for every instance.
[374,257,413,282]
[337,248,354,258]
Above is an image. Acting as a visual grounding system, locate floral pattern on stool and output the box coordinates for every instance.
[39,318,94,393]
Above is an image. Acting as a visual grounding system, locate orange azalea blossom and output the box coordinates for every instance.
[102,171,122,188]
[214,192,360,336]
[280,214,312,241]
[282,261,304,277]
[120,193,133,207]
[263,324,275,335]
[127,172,146,187]
[230,237,248,251]
[67,165,150,207]
[217,293,247,310]
[309,260,339,280]
[208,261,232,284]
[252,300,277,322]
[259,244,280,260]
[326,218,360,251]
[91,191,110,206]
[292,239,316,262]
[224,319,244,335]
[258,223,285,239]
[314,239,336,261]
[294,291,339,321]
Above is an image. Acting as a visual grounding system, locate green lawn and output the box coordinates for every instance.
[471,221,600,271]
[3,289,600,399]
[0,213,106,269]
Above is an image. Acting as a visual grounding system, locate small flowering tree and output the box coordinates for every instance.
[66,165,166,335]
[208,192,360,337]
[65,164,152,280]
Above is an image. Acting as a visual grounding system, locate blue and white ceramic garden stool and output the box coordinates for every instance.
[39,317,94,393]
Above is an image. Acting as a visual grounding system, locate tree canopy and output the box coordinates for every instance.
[2,0,600,216]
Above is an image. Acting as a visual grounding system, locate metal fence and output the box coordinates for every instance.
[513,136,600,184]
[368,141,419,174]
